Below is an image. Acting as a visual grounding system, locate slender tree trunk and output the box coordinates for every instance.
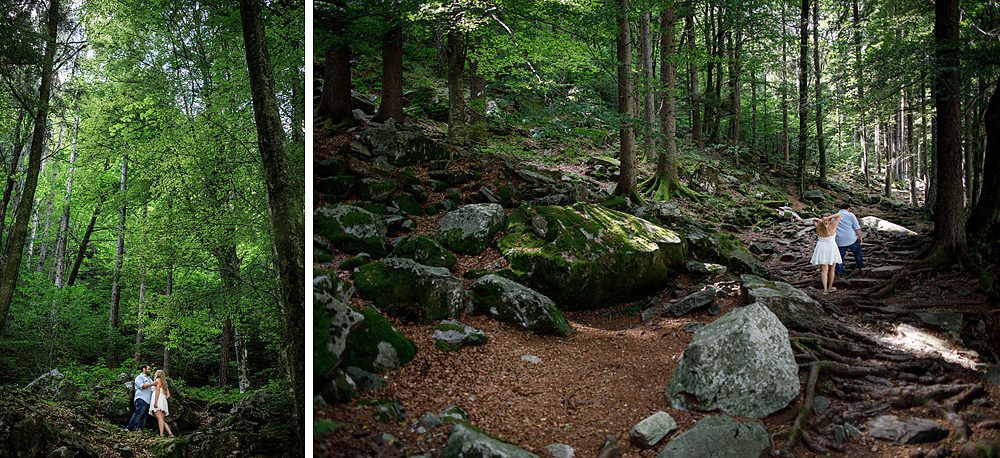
[649,1,680,201]
[966,80,1000,240]
[704,4,715,144]
[641,8,656,159]
[162,267,172,377]
[884,120,892,197]
[109,153,128,330]
[853,0,868,188]
[238,0,306,451]
[468,36,487,143]
[924,0,969,268]
[217,243,239,390]
[54,116,78,289]
[0,0,59,337]
[373,25,404,124]
[812,0,826,185]
[614,0,638,200]
[972,79,985,207]
[66,208,98,287]
[446,30,468,146]
[686,7,702,149]
[964,104,974,208]
[235,324,250,393]
[133,199,148,366]
[797,0,809,195]
[782,0,790,162]
[907,91,917,206]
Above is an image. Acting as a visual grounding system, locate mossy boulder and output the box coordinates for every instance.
[315,205,388,258]
[655,415,769,458]
[498,203,686,311]
[469,275,571,336]
[726,248,770,278]
[391,193,423,216]
[391,235,457,268]
[740,275,829,330]
[338,306,416,373]
[432,320,487,351]
[357,178,397,203]
[316,175,356,202]
[356,119,449,165]
[441,423,539,458]
[353,257,469,323]
[313,270,361,376]
[436,203,507,255]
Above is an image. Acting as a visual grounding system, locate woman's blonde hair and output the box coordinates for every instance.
[154,370,170,397]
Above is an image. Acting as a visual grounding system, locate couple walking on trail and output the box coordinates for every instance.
[125,363,175,437]
[796,202,865,294]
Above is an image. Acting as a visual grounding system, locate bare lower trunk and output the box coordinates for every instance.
[109,153,128,330]
[54,117,78,288]
[640,9,655,159]
[235,324,250,393]
[373,25,404,124]
[797,0,809,195]
[613,0,637,199]
[446,30,468,146]
[66,208,98,287]
[812,0,826,185]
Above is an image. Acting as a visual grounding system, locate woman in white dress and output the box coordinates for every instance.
[808,213,843,293]
[148,370,174,437]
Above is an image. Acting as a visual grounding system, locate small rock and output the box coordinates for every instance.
[681,322,704,333]
[544,443,575,458]
[985,365,1000,386]
[813,396,831,414]
[419,413,443,428]
[630,411,677,447]
[521,355,542,364]
[439,405,469,423]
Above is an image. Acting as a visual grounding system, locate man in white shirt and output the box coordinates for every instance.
[835,203,864,275]
[125,364,155,431]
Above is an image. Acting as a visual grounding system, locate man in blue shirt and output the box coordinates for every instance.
[835,203,864,274]
[125,363,155,431]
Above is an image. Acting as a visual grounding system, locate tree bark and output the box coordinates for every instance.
[640,8,655,159]
[446,29,468,146]
[133,198,148,366]
[0,0,59,337]
[109,153,128,330]
[613,0,638,200]
[924,0,969,268]
[373,25,404,124]
[235,324,251,393]
[853,0,868,188]
[469,36,487,143]
[66,207,98,288]
[964,104,974,208]
[782,0,790,162]
[54,116,78,289]
[812,0,826,185]
[797,0,809,195]
[238,0,306,451]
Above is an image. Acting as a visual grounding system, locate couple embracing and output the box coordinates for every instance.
[796,202,865,293]
[125,363,174,437]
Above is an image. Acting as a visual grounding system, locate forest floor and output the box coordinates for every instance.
[315,132,1000,458]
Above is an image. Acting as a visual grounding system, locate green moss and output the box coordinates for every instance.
[314,206,387,257]
[391,193,424,216]
[360,203,391,215]
[338,307,416,373]
[314,419,344,435]
[313,301,338,376]
[426,206,440,216]
[340,253,372,271]
[352,260,458,323]
[599,195,629,211]
[391,235,456,268]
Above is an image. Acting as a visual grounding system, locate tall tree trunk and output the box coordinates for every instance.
[54,116,78,289]
[646,1,680,201]
[782,0,790,162]
[468,37,487,143]
[315,11,357,130]
[686,6,702,149]
[109,153,128,330]
[964,104,974,208]
[853,0,868,188]
[133,199,148,366]
[238,0,306,451]
[703,3,715,144]
[373,25,404,124]
[812,0,826,185]
[67,208,98,287]
[235,324,251,393]
[924,0,969,268]
[907,91,917,206]
[613,0,638,200]
[966,80,1000,240]
[217,243,240,390]
[972,79,985,207]
[640,7,656,159]
[0,0,59,337]
[446,29,468,146]
[884,120,892,197]
[797,0,809,195]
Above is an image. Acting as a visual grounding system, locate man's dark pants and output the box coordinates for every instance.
[836,239,863,274]
[125,398,149,430]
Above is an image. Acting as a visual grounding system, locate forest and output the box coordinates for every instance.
[0,0,305,456]
[317,0,1000,456]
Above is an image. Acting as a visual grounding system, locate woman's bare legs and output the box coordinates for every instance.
[819,265,830,292]
[154,411,173,437]
[827,265,837,292]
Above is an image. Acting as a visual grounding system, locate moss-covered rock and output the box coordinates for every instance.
[356,119,450,164]
[432,320,488,351]
[391,193,423,216]
[436,203,507,255]
[357,178,397,203]
[740,275,829,330]
[339,253,372,271]
[338,307,416,373]
[469,275,571,336]
[353,257,468,323]
[391,235,457,268]
[313,270,361,376]
[498,203,687,311]
[726,248,770,278]
[441,423,539,458]
[440,405,470,423]
[314,205,388,258]
[316,175,356,202]
[316,156,349,178]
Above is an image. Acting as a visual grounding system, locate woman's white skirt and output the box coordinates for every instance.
[810,235,843,265]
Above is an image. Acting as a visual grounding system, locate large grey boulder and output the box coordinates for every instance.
[656,415,769,458]
[741,274,829,330]
[441,423,540,458]
[665,303,799,418]
[469,275,571,336]
[437,203,507,255]
[313,271,363,375]
[24,369,65,393]
[665,287,718,317]
[860,216,917,235]
[315,205,388,257]
[630,411,677,448]
[353,257,469,323]
[726,249,769,278]
[498,203,686,311]
[355,120,450,166]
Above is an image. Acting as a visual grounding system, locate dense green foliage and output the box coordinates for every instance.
[0,0,304,395]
